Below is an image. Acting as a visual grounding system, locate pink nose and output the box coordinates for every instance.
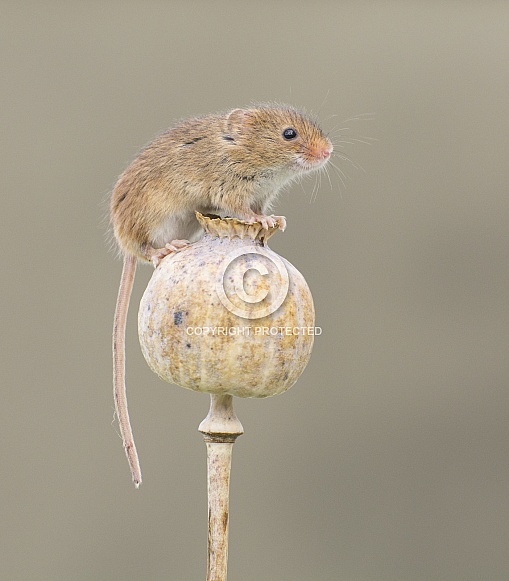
[318,148,331,159]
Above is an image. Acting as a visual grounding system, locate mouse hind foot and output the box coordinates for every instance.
[146,239,191,268]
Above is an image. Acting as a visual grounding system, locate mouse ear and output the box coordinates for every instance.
[226,108,252,136]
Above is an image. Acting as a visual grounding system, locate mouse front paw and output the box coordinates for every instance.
[270,215,287,231]
[245,214,287,231]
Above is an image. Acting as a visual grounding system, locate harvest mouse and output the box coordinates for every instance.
[110,104,333,487]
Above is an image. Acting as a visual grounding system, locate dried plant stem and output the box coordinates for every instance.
[199,394,244,581]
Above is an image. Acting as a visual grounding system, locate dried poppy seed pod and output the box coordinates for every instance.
[137,212,316,580]
[138,212,315,397]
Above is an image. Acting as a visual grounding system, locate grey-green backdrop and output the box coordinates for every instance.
[1,2,508,580]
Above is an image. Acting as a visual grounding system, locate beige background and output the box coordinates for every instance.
[1,2,508,580]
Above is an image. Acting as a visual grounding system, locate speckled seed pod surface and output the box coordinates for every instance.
[138,213,315,398]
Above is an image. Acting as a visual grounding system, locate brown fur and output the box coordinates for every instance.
[111,104,332,259]
[110,105,332,486]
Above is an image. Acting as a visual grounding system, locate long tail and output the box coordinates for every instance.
[113,253,142,487]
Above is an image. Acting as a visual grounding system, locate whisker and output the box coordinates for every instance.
[329,165,344,201]
[316,89,330,118]
[327,125,351,135]
[319,110,376,199]
[310,178,316,204]
[313,172,322,204]
[324,165,333,193]
[309,174,318,204]
[341,112,376,124]
[331,150,363,172]
[333,139,360,147]
[315,170,324,204]
[328,160,349,190]
[348,136,378,145]
[317,171,324,203]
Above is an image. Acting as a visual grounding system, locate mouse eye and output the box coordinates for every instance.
[282,127,298,140]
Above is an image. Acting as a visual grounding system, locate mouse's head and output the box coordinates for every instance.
[224,104,332,178]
